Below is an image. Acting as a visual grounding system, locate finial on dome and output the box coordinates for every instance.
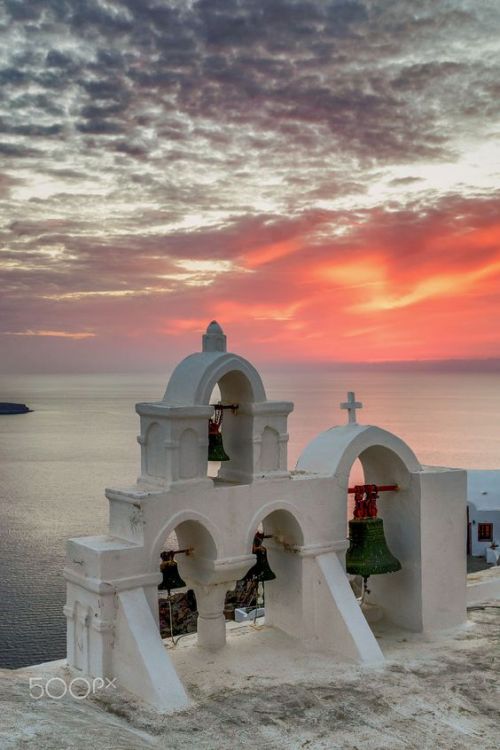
[202,320,227,352]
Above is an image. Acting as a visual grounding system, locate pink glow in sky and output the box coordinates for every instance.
[1,1,500,372]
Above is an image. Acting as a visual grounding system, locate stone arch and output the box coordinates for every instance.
[149,509,223,573]
[297,424,424,632]
[296,425,420,486]
[245,500,306,551]
[296,425,420,552]
[245,503,306,641]
[163,352,267,406]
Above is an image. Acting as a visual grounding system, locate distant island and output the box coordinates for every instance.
[0,402,32,414]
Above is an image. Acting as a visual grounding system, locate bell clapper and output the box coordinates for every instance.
[251,581,265,629]
[167,593,175,645]
[361,576,371,605]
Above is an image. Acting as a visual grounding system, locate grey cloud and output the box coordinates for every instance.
[391,62,465,93]
[80,77,130,100]
[389,176,424,186]
[76,119,125,135]
[0,172,23,197]
[4,0,495,170]
[0,67,28,86]
[0,120,63,137]
[46,49,75,68]
[44,168,88,180]
[112,140,149,157]
[69,1,134,35]
[10,93,65,117]
[4,1,42,22]
[0,142,43,157]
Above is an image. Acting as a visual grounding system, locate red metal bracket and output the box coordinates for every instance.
[347,484,398,519]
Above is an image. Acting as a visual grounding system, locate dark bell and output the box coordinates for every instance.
[346,517,401,579]
[244,543,276,583]
[208,431,230,462]
[159,556,186,593]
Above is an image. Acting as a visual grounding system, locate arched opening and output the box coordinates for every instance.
[153,518,219,642]
[242,507,305,633]
[207,383,222,479]
[358,444,411,489]
[343,443,417,630]
[218,369,255,404]
[356,444,410,589]
[347,457,364,524]
[206,370,256,484]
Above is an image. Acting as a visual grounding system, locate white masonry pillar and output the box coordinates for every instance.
[192,582,233,650]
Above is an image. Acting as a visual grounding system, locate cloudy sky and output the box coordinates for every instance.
[1,0,499,372]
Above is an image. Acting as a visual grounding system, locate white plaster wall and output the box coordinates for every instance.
[64,582,115,678]
[66,534,147,579]
[260,426,280,472]
[366,474,423,631]
[179,428,199,479]
[113,588,189,712]
[419,468,467,630]
[145,422,164,480]
[305,553,384,663]
[263,545,304,635]
[104,477,350,572]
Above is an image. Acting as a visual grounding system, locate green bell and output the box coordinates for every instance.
[159,551,186,593]
[346,517,401,579]
[208,430,230,462]
[244,534,276,583]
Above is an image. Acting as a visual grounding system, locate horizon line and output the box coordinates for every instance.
[2,356,500,377]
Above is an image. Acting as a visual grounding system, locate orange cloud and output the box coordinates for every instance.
[313,255,388,290]
[213,299,305,323]
[244,238,303,268]
[309,245,500,316]
[427,222,500,253]
[352,258,500,313]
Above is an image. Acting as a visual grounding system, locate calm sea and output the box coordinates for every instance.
[1,369,499,668]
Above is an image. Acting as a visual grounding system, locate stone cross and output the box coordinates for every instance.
[340,391,363,425]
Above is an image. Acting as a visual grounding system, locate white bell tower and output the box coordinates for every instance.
[64,322,467,714]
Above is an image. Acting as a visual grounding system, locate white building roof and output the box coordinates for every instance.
[467,470,500,511]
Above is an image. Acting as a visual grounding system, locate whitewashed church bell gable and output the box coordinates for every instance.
[136,321,293,487]
[64,322,468,715]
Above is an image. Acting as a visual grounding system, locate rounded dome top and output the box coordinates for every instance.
[202,320,227,353]
[163,322,267,405]
[206,320,223,334]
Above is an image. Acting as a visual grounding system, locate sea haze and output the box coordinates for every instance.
[1,370,499,668]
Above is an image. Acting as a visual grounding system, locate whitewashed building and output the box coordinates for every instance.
[467,470,500,561]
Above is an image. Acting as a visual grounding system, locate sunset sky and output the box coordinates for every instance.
[1,0,500,372]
